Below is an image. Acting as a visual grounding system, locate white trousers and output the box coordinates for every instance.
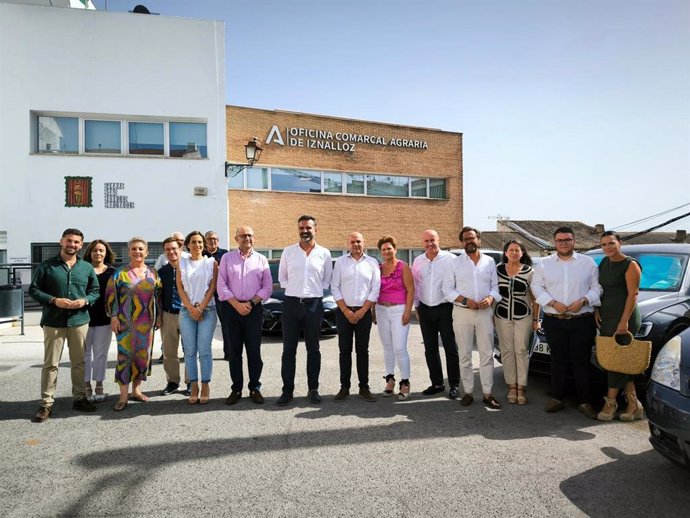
[376,304,411,379]
[494,317,531,387]
[84,325,113,383]
[452,306,495,395]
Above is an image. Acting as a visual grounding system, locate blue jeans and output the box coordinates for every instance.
[180,306,217,383]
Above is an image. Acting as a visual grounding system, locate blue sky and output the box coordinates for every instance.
[93,0,689,232]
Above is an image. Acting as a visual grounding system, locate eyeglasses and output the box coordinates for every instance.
[555,238,573,244]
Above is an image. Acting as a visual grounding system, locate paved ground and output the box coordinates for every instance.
[0,319,688,517]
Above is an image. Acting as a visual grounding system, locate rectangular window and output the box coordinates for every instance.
[367,174,409,197]
[85,120,121,154]
[429,178,447,199]
[346,174,365,194]
[128,122,164,155]
[411,178,428,198]
[227,168,244,189]
[38,116,78,154]
[170,122,207,158]
[271,168,321,193]
[246,167,269,190]
[323,172,343,193]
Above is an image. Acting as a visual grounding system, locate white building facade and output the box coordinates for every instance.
[0,1,227,278]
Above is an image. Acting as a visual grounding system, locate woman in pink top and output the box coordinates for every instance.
[374,235,414,400]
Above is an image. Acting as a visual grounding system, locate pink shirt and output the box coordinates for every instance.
[378,260,408,305]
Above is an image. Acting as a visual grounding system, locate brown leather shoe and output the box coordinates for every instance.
[358,387,376,402]
[482,394,501,409]
[334,388,349,401]
[32,406,51,423]
[225,391,241,405]
[460,393,474,406]
[544,398,565,413]
[249,390,264,404]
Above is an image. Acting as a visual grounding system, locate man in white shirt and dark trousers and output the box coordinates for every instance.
[531,226,601,419]
[443,227,502,409]
[412,229,460,399]
[331,231,381,402]
[277,215,333,406]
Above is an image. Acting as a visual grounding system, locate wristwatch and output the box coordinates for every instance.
[460,297,468,305]
[249,299,256,307]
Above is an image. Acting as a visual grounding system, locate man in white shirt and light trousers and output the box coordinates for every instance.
[531,226,601,419]
[443,227,503,409]
[277,215,333,406]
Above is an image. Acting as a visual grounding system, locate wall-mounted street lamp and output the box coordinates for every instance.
[225,137,263,177]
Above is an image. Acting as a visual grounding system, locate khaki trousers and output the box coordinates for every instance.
[161,311,187,384]
[494,317,532,387]
[41,324,88,407]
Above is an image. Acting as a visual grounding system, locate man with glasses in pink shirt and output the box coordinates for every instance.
[217,226,272,405]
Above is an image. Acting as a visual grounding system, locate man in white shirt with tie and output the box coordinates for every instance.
[277,215,333,406]
[443,226,502,409]
[531,226,601,419]
[412,229,460,399]
[331,231,380,402]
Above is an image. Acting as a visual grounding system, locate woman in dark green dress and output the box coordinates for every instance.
[595,231,643,421]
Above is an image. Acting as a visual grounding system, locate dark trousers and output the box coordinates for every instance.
[335,307,372,389]
[542,314,596,404]
[222,302,264,392]
[418,302,460,388]
[281,297,323,394]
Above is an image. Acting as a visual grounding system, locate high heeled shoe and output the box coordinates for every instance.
[619,392,644,421]
[383,374,395,397]
[597,396,618,421]
[517,386,528,405]
[188,382,199,405]
[398,379,410,400]
[200,383,210,405]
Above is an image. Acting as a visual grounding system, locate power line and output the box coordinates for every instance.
[621,211,690,242]
[612,203,690,231]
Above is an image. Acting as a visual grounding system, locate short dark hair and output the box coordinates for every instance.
[459,226,480,242]
[377,235,397,250]
[553,226,574,237]
[83,239,116,265]
[298,215,316,225]
[62,228,84,239]
[184,230,204,248]
[501,239,532,266]
[600,230,621,242]
[163,236,181,247]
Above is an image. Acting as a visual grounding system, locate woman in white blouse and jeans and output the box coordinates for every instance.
[177,231,218,404]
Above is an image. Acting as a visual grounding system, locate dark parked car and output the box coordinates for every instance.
[646,327,690,469]
[529,244,690,389]
[261,259,338,334]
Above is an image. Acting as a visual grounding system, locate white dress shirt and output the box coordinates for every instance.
[442,252,501,304]
[279,243,333,298]
[331,253,381,307]
[412,250,456,307]
[531,252,601,314]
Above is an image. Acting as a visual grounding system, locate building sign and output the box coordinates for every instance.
[65,176,92,207]
[104,182,135,208]
[265,125,428,154]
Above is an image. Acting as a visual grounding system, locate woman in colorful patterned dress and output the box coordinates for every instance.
[106,237,162,411]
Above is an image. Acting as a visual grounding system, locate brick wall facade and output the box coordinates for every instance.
[227,106,463,250]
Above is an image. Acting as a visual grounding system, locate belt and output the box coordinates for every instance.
[164,309,180,315]
[285,296,321,304]
[544,312,593,320]
[377,302,403,307]
[346,306,363,311]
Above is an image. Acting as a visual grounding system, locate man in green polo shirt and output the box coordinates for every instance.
[29,228,101,422]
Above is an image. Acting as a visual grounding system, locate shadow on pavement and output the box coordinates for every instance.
[560,447,690,517]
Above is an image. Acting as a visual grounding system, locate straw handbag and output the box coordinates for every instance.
[595,331,652,375]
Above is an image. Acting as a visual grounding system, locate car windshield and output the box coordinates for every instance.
[589,252,688,292]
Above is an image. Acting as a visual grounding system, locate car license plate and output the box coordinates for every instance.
[532,340,551,356]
